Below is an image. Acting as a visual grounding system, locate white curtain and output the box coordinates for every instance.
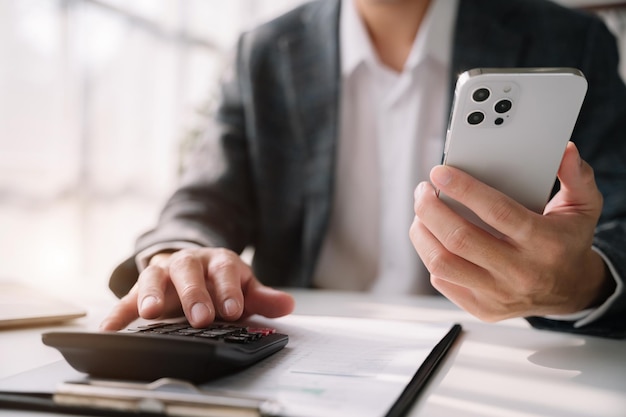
[0,0,304,292]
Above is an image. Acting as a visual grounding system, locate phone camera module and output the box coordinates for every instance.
[467,111,485,125]
[495,99,512,114]
[472,88,490,102]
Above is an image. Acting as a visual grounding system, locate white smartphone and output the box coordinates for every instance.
[440,68,588,235]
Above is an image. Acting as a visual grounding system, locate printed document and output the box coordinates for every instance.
[200,315,455,417]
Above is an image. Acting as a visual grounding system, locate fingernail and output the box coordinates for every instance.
[223,298,239,317]
[140,295,158,312]
[191,303,210,323]
[431,166,452,186]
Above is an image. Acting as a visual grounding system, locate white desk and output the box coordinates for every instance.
[1,288,625,417]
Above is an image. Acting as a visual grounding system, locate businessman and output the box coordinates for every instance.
[101,0,626,338]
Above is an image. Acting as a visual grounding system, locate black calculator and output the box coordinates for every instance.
[42,322,288,383]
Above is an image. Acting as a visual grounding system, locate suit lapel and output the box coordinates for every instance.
[279,0,341,285]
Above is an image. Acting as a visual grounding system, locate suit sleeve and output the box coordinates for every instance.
[526,17,626,339]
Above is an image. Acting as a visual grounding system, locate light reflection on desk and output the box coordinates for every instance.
[291,289,626,417]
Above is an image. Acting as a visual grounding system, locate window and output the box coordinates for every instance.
[0,0,303,292]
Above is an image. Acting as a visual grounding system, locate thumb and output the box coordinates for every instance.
[242,279,295,319]
[545,141,602,216]
[99,285,140,331]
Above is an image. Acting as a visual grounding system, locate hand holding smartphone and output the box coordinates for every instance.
[440,68,588,235]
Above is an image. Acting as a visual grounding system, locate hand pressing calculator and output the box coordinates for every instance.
[42,322,289,383]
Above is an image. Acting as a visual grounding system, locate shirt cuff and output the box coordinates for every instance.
[544,245,624,328]
[135,241,203,272]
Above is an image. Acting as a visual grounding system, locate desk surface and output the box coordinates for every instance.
[1,288,624,417]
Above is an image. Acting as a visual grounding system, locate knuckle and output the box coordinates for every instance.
[425,249,451,277]
[210,257,235,274]
[169,250,197,270]
[444,225,472,253]
[179,283,207,301]
[487,196,515,225]
[208,250,241,275]
[212,247,238,262]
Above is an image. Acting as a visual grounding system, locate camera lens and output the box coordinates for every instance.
[472,88,490,102]
[495,99,512,114]
[467,111,485,125]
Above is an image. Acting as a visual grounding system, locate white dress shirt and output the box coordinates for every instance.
[313,0,458,294]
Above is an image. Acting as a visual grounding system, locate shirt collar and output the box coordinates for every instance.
[340,0,458,77]
[340,0,378,76]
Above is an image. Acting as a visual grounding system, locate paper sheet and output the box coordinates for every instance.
[199,315,454,417]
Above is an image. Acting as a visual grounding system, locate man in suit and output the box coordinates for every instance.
[101,0,626,338]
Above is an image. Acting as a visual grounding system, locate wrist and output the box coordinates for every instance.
[583,249,615,309]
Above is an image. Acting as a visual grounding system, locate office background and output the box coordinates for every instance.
[1,0,625,295]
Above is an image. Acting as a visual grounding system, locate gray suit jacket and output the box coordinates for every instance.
[110,0,626,337]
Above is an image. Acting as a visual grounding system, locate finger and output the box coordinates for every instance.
[168,251,215,327]
[431,278,514,322]
[414,180,508,272]
[136,265,168,320]
[430,165,540,243]
[242,277,295,319]
[205,249,248,320]
[428,277,482,318]
[99,285,140,331]
[410,214,492,291]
